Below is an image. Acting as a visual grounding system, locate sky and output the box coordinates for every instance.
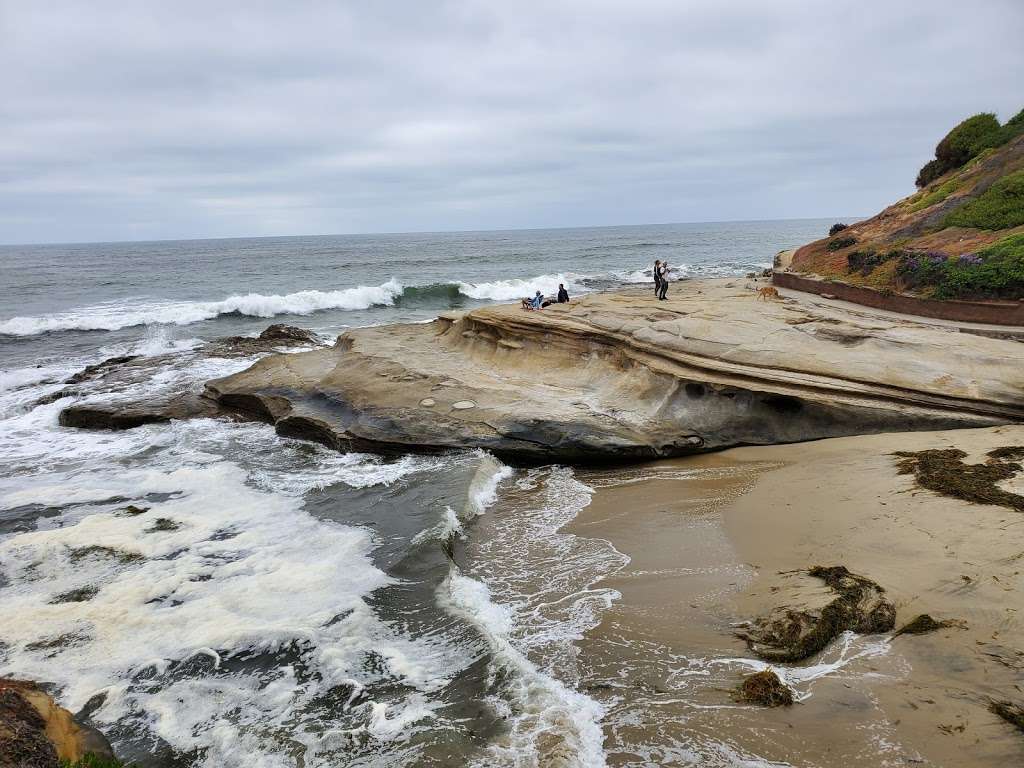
[2,1,1023,245]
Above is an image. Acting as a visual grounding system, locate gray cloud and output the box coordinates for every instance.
[2,0,1022,243]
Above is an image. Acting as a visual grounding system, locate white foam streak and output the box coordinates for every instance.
[463,451,513,519]
[0,280,405,336]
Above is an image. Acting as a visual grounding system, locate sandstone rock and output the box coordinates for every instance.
[0,679,116,767]
[62,282,1024,462]
[198,281,1022,462]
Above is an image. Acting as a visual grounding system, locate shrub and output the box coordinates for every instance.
[847,249,904,277]
[915,111,1015,188]
[936,113,1001,167]
[999,107,1024,144]
[828,222,849,236]
[916,158,946,188]
[825,235,856,252]
[943,170,1024,230]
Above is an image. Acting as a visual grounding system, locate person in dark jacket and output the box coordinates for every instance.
[653,259,662,296]
[557,284,570,303]
[658,261,670,300]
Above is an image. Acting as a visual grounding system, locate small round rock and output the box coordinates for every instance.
[452,400,476,410]
[419,398,436,407]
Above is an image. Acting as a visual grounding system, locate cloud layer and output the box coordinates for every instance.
[2,0,1023,243]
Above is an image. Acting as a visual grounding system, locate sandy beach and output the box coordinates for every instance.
[568,426,1024,767]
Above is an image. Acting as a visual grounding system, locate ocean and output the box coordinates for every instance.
[0,219,835,767]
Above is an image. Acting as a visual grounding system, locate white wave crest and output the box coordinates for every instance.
[463,452,513,519]
[0,279,405,336]
[457,273,587,301]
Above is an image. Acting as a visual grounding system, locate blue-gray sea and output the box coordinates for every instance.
[0,220,835,767]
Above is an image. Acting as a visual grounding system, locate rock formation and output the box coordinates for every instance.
[0,678,115,768]
[190,280,1023,461]
[57,281,1024,462]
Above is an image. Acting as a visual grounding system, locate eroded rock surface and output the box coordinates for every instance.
[59,282,1024,460]
[199,281,1023,461]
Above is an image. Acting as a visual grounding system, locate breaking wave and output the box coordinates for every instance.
[0,261,768,338]
[0,280,407,336]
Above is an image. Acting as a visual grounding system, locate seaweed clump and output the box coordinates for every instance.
[989,700,1024,733]
[734,669,793,708]
[893,446,1024,512]
[893,614,967,637]
[736,565,895,662]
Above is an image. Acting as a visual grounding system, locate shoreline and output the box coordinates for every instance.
[567,426,1024,766]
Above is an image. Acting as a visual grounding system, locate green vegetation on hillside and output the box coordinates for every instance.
[916,109,1024,188]
[943,170,1024,230]
[894,234,1024,299]
[908,178,960,212]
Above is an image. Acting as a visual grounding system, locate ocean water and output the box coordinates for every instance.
[0,219,835,767]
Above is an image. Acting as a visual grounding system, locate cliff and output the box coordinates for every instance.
[789,114,1024,301]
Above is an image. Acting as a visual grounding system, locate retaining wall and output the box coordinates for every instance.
[773,271,1024,326]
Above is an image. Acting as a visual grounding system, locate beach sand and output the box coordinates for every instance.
[569,425,1024,767]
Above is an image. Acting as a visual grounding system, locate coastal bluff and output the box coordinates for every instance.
[173,279,1024,461]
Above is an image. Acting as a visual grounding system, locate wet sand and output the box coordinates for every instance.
[569,426,1024,767]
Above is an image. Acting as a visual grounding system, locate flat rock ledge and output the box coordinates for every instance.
[65,281,1024,462]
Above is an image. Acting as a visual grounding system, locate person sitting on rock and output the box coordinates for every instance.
[557,284,570,303]
[530,291,544,309]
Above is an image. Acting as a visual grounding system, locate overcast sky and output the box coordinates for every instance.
[2,1,1022,244]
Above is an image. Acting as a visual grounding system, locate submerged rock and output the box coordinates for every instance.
[0,678,116,767]
[55,324,325,431]
[737,565,896,662]
[734,669,794,707]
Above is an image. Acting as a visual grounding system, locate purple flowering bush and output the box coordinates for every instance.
[894,235,1024,299]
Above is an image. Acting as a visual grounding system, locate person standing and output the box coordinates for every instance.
[653,259,662,296]
[557,284,570,303]
[658,261,670,300]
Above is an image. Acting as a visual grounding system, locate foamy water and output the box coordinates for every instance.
[0,222,837,765]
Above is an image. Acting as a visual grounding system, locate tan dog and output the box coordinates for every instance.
[757,286,780,301]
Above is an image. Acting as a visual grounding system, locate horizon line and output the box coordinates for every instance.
[0,215,866,249]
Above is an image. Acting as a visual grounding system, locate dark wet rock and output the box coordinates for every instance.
[49,586,99,604]
[147,517,179,532]
[64,356,140,385]
[737,565,896,662]
[68,545,142,564]
[56,324,325,432]
[119,505,149,516]
[893,446,1024,512]
[894,613,968,637]
[734,669,794,707]
[0,678,117,767]
[990,700,1024,733]
[58,393,220,430]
